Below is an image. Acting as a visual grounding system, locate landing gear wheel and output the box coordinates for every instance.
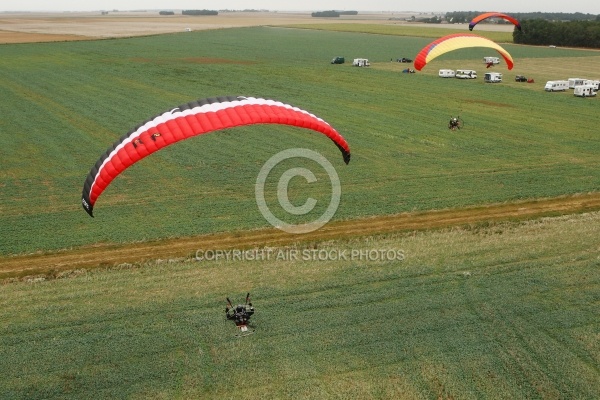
[234,325,255,338]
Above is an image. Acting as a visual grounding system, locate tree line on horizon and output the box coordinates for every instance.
[444,11,599,24]
[443,12,600,49]
[158,10,219,15]
[514,19,600,48]
[311,10,358,17]
[181,10,218,16]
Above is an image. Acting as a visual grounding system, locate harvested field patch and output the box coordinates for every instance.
[0,11,414,43]
[0,30,90,43]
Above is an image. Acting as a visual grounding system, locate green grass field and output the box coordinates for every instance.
[1,212,599,398]
[1,27,599,255]
[1,25,599,399]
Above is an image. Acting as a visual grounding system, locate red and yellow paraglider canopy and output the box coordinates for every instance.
[413,33,514,71]
[469,12,521,31]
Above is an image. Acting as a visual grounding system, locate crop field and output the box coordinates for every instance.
[0,19,599,398]
[1,26,599,257]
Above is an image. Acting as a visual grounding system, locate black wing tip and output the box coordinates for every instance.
[82,197,94,217]
[334,142,351,164]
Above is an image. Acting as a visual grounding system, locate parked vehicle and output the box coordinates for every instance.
[574,85,597,97]
[484,72,502,83]
[483,56,500,65]
[568,78,586,88]
[352,58,370,67]
[583,80,600,90]
[331,56,345,64]
[544,80,569,92]
[456,69,477,79]
[396,57,412,63]
[438,69,456,78]
[515,75,527,82]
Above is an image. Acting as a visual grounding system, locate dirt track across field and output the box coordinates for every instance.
[2,193,600,280]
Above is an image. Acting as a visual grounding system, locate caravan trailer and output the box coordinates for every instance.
[484,72,502,83]
[439,69,456,78]
[456,69,477,79]
[583,80,600,90]
[574,85,597,97]
[352,58,370,67]
[544,80,569,92]
[483,56,500,65]
[568,78,586,88]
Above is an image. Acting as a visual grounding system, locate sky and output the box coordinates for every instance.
[1,1,598,14]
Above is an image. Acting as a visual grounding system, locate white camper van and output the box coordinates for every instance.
[352,58,370,67]
[483,56,500,65]
[544,80,569,92]
[439,69,456,78]
[456,69,477,79]
[583,80,600,90]
[574,85,597,97]
[484,72,502,83]
[568,78,585,88]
